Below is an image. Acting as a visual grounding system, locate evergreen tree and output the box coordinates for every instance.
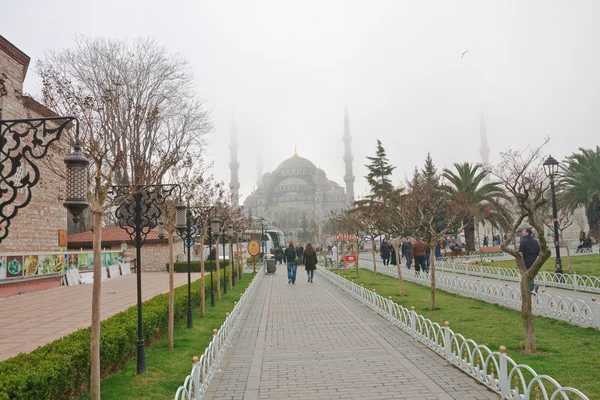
[364,139,396,199]
[421,153,437,186]
[298,213,310,243]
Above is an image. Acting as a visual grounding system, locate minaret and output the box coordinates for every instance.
[479,113,490,183]
[256,158,263,188]
[343,106,355,203]
[229,118,240,207]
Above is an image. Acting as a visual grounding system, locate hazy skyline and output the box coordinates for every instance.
[3,0,599,201]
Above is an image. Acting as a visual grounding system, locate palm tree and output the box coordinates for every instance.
[442,162,508,252]
[559,146,600,240]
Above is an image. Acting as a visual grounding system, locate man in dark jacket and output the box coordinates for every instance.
[411,238,427,273]
[380,239,391,266]
[284,241,298,284]
[401,238,412,269]
[519,228,540,292]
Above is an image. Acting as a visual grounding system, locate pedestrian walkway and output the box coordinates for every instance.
[0,272,201,361]
[205,267,497,400]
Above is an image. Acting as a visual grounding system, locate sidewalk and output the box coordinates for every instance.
[0,272,201,361]
[205,266,498,400]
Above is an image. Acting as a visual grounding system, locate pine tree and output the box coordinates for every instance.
[364,139,396,199]
[421,153,437,187]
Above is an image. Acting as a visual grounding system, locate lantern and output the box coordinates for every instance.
[543,155,560,178]
[63,143,90,223]
[175,199,187,232]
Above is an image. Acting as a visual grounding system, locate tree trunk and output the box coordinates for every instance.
[371,239,377,282]
[90,211,103,400]
[520,271,537,352]
[200,235,206,318]
[355,243,360,278]
[167,231,174,348]
[393,242,404,296]
[215,237,221,300]
[587,200,600,241]
[464,216,476,252]
[429,249,436,311]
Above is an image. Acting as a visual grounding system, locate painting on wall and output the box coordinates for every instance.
[111,252,120,265]
[0,256,7,279]
[87,253,94,269]
[68,254,79,269]
[23,255,39,276]
[102,252,113,267]
[78,254,89,269]
[6,255,23,278]
[39,254,65,274]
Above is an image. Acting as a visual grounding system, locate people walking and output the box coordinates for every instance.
[402,237,412,269]
[380,238,391,266]
[284,241,298,284]
[411,237,427,273]
[518,228,540,292]
[303,243,318,282]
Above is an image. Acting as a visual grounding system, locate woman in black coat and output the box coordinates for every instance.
[303,243,318,283]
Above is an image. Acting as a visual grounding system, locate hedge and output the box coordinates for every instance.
[166,260,231,273]
[0,279,204,400]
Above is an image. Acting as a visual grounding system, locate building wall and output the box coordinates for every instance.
[119,240,184,272]
[0,36,69,253]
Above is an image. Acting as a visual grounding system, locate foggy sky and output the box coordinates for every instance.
[3,0,599,201]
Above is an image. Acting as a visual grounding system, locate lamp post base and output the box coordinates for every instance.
[137,340,146,374]
[210,291,215,307]
[187,307,193,328]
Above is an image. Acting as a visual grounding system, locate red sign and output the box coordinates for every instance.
[344,255,357,263]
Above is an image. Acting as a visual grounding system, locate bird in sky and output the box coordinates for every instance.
[461,50,469,59]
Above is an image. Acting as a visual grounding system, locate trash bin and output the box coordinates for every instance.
[266,259,276,274]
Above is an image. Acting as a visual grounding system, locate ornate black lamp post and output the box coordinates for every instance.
[259,217,268,257]
[543,155,563,274]
[208,215,221,306]
[175,200,202,328]
[109,184,181,374]
[0,117,87,244]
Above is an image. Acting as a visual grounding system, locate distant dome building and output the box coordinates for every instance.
[230,108,356,234]
[243,151,347,231]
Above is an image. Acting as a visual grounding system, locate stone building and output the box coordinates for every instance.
[238,108,355,234]
[0,35,69,253]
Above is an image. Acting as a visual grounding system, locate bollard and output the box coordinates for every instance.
[443,321,451,361]
[498,346,510,398]
[591,298,600,328]
[573,272,579,292]
[410,306,416,337]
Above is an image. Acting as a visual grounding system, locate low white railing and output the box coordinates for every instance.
[356,261,600,330]
[435,259,600,294]
[319,267,590,400]
[359,254,600,294]
[173,269,265,400]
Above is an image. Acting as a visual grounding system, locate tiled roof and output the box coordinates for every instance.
[68,226,172,244]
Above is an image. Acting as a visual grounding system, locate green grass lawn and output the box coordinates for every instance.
[81,274,253,400]
[336,269,600,399]
[481,254,600,277]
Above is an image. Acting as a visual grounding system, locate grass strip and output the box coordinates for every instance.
[335,269,600,399]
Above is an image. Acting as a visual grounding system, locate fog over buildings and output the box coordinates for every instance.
[3,0,599,203]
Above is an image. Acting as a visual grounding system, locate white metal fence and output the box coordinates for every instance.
[435,259,600,294]
[173,268,265,400]
[318,267,590,400]
[359,253,600,294]
[355,260,600,330]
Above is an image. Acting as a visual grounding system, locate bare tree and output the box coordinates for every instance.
[38,36,210,399]
[492,140,552,353]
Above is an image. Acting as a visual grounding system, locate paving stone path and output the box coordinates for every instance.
[205,267,498,400]
[0,272,201,361]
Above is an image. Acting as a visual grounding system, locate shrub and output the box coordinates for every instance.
[0,279,203,400]
[166,260,231,273]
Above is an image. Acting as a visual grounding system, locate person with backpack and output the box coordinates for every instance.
[303,243,318,283]
[284,241,298,284]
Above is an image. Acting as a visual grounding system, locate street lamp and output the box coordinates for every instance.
[543,155,562,273]
[259,217,269,258]
[221,226,229,295]
[228,227,236,287]
[209,216,221,306]
[176,199,201,328]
